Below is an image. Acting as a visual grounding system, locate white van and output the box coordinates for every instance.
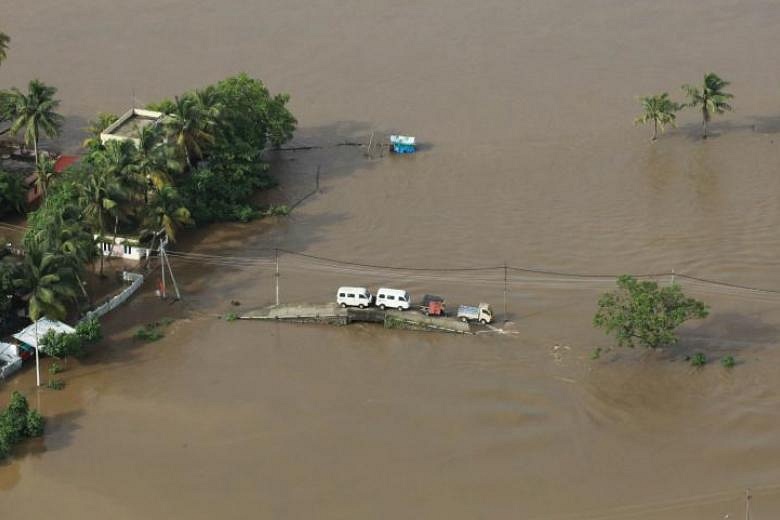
[336,287,373,308]
[375,288,411,311]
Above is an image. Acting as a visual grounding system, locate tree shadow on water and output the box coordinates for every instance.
[0,408,84,491]
[672,312,780,361]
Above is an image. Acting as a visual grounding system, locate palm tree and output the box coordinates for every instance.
[634,93,680,141]
[142,186,193,242]
[682,73,734,139]
[34,154,57,197]
[163,95,216,168]
[6,79,64,166]
[77,169,125,276]
[0,32,9,67]
[133,125,180,191]
[81,112,118,150]
[13,246,79,321]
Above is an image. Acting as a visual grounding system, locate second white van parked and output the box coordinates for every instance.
[336,287,373,308]
[375,288,411,310]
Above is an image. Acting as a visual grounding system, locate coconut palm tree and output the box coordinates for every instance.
[81,112,118,151]
[0,32,9,67]
[163,95,216,168]
[6,79,64,167]
[682,73,734,139]
[77,169,125,276]
[13,245,79,321]
[133,125,180,191]
[634,93,680,141]
[34,154,57,198]
[142,186,193,242]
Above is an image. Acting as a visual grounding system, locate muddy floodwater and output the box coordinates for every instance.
[4,1,780,518]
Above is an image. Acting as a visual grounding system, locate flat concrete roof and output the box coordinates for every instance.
[100,108,163,145]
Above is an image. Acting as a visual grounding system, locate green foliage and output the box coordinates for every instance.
[82,112,118,151]
[134,322,166,342]
[76,316,102,343]
[264,204,291,217]
[13,244,80,321]
[0,170,26,216]
[0,391,44,459]
[634,92,681,141]
[163,74,294,223]
[225,312,238,322]
[0,260,20,334]
[46,379,65,390]
[0,31,9,67]
[593,275,709,349]
[142,186,193,242]
[590,347,602,360]
[25,409,44,437]
[682,73,734,138]
[40,330,85,358]
[5,79,64,163]
[721,355,736,368]
[690,352,707,367]
[48,361,62,375]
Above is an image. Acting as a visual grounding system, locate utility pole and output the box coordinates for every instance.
[745,488,751,520]
[159,236,167,299]
[503,262,508,322]
[275,248,280,306]
[163,239,181,301]
[34,318,40,387]
[158,234,180,300]
[671,269,676,285]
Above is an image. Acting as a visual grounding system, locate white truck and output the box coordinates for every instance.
[457,303,493,324]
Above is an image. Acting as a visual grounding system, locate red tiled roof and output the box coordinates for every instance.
[53,155,79,173]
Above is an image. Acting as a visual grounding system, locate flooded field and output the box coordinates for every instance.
[3,0,780,518]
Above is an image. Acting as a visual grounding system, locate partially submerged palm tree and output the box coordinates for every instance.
[6,79,64,167]
[634,93,680,141]
[0,32,9,67]
[13,246,79,321]
[682,73,734,139]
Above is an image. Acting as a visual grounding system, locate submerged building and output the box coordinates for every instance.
[100,108,163,146]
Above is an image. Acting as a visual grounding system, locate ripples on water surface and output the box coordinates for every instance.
[3,0,780,518]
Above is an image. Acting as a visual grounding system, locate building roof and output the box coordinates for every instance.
[12,318,76,350]
[100,108,163,145]
[54,155,79,173]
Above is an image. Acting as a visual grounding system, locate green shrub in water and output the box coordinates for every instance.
[690,353,707,367]
[721,355,736,368]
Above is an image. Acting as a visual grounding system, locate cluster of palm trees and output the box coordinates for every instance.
[0,80,215,321]
[635,73,734,140]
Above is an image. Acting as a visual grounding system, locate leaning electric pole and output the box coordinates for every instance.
[158,232,181,301]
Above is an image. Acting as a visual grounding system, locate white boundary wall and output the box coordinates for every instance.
[84,272,145,321]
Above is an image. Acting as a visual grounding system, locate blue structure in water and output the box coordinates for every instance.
[390,135,416,154]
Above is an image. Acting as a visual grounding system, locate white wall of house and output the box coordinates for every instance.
[95,235,148,261]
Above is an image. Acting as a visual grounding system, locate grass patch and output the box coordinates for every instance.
[225,312,238,322]
[134,317,176,342]
[721,355,736,368]
[590,347,602,360]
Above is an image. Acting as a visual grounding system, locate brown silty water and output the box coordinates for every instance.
[3,1,780,518]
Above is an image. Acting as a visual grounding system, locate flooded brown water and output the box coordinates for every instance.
[4,1,780,518]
